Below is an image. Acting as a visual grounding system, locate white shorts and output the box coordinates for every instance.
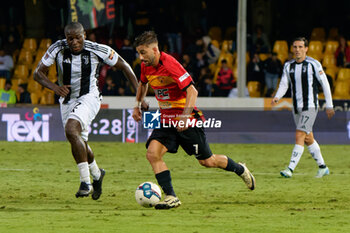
[293,108,318,134]
[60,93,101,141]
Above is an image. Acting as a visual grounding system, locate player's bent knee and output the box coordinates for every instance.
[146,150,161,163]
[198,157,217,168]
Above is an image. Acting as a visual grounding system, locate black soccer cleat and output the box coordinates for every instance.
[75,182,93,198]
[92,168,105,200]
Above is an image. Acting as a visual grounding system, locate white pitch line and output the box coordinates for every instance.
[0,168,31,171]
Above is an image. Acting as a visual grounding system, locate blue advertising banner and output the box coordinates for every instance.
[1,107,349,144]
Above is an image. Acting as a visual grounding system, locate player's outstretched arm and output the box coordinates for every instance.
[34,61,70,97]
[132,82,148,122]
[115,56,148,110]
[177,84,198,132]
[115,56,138,92]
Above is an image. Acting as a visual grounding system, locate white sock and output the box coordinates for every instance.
[307,140,325,166]
[288,144,304,171]
[89,160,101,181]
[77,162,91,184]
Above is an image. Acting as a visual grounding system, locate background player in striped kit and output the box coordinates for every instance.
[34,22,148,199]
[272,37,335,178]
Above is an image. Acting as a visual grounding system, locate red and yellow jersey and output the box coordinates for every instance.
[140,52,203,122]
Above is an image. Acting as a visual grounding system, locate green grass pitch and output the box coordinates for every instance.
[0,142,349,233]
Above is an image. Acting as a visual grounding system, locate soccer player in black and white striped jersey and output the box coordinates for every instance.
[272,37,335,178]
[34,22,148,199]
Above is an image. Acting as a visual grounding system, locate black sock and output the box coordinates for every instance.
[155,170,176,197]
[319,164,326,169]
[225,157,244,176]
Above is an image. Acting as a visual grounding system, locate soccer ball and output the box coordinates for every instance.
[135,182,162,208]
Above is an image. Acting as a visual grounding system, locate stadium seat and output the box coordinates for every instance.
[324,41,339,55]
[17,78,28,85]
[0,78,6,89]
[34,49,46,64]
[336,68,350,81]
[27,79,42,94]
[208,63,217,74]
[307,52,322,61]
[277,52,288,64]
[18,49,33,66]
[208,26,222,42]
[246,52,250,64]
[11,79,19,91]
[39,38,52,50]
[224,26,236,40]
[310,27,326,41]
[211,40,220,49]
[247,81,261,97]
[308,41,323,56]
[23,38,37,53]
[322,54,337,69]
[212,67,221,84]
[30,92,40,104]
[333,81,350,99]
[259,53,270,61]
[273,40,288,54]
[232,65,238,79]
[325,67,337,81]
[40,90,55,104]
[221,40,233,53]
[13,64,29,80]
[327,27,339,41]
[132,57,141,69]
[218,53,234,68]
[12,49,19,65]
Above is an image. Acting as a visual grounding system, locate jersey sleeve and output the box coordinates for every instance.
[41,40,63,67]
[140,63,148,84]
[313,60,333,108]
[87,42,118,66]
[165,56,193,91]
[274,63,290,100]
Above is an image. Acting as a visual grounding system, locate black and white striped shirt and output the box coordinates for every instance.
[41,39,118,103]
[275,56,333,113]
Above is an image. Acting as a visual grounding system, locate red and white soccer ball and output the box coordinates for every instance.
[135,182,162,207]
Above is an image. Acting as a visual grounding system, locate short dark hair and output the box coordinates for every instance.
[64,22,84,35]
[134,31,158,47]
[19,83,27,90]
[5,80,12,86]
[292,37,308,47]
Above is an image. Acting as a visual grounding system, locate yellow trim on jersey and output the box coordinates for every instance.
[158,98,187,109]
[146,75,176,87]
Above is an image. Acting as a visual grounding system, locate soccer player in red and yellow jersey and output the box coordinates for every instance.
[132,31,255,209]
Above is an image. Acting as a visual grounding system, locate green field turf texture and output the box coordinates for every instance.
[0,142,349,233]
